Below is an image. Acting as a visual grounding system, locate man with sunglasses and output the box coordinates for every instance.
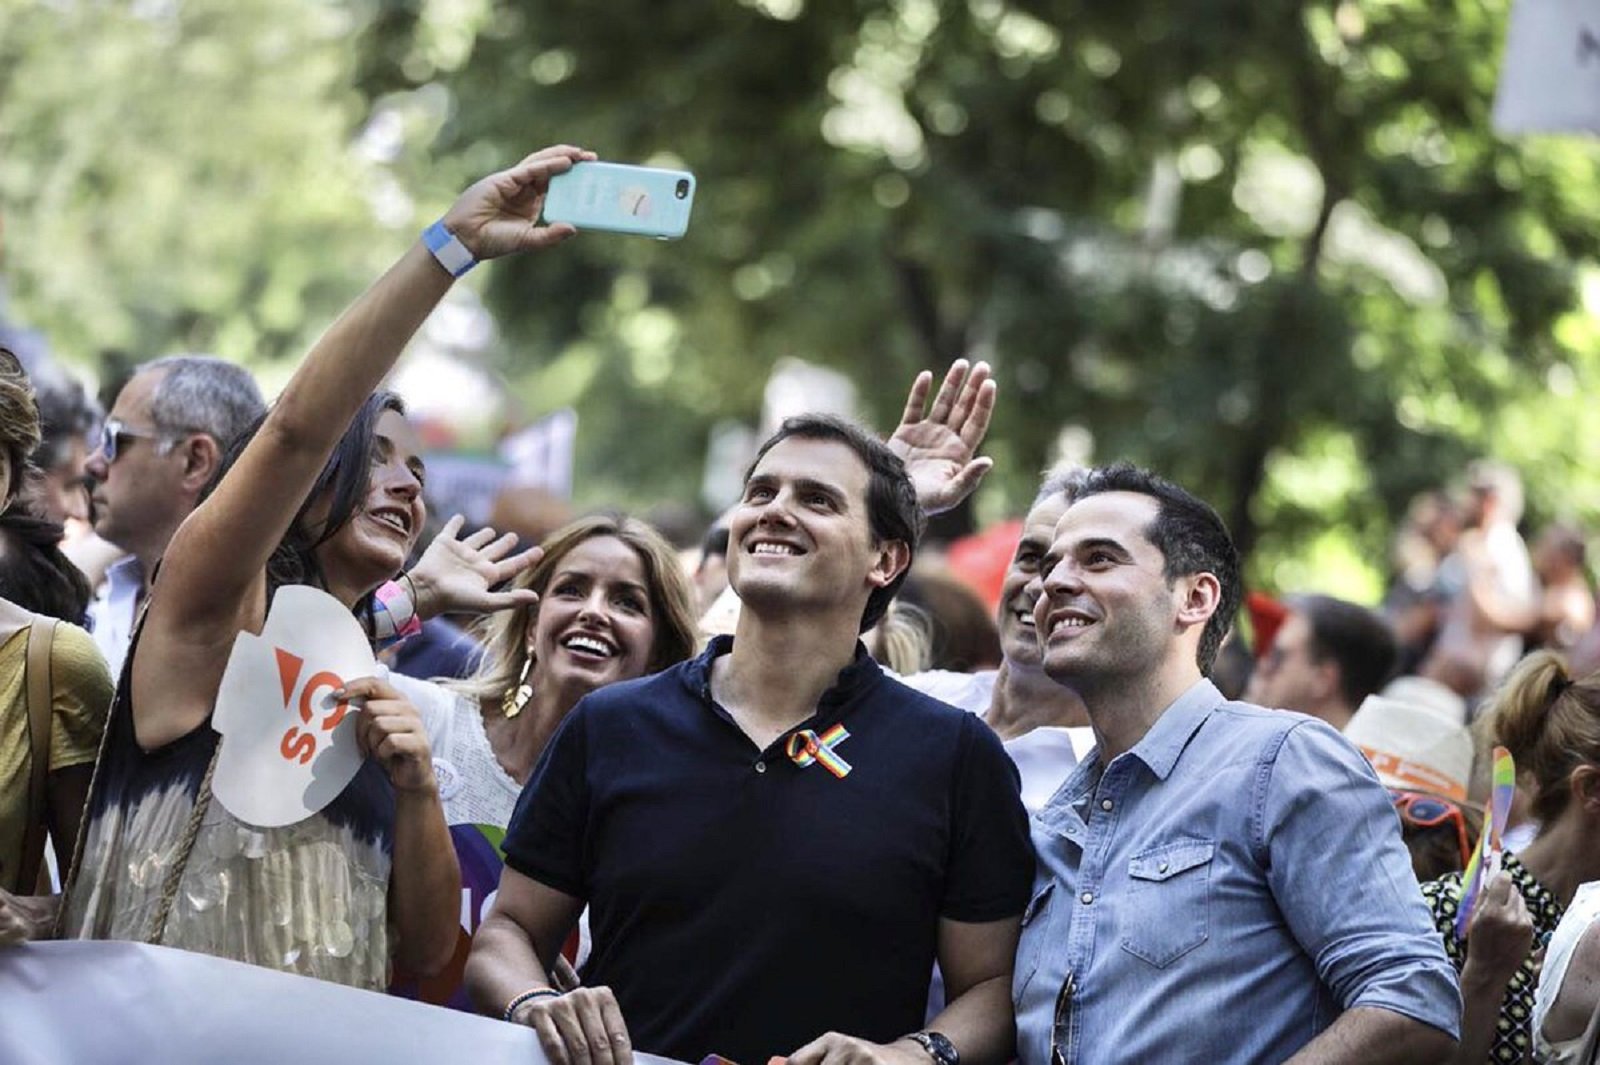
[82,356,265,679]
[1015,464,1460,1064]
[1245,594,1398,733]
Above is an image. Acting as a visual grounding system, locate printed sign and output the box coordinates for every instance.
[1493,0,1600,134]
[211,585,379,828]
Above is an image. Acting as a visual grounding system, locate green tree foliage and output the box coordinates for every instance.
[3,0,1595,600]
[356,0,1600,595]
[0,0,390,373]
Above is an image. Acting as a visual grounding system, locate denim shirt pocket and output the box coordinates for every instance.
[1119,839,1214,969]
[1012,881,1056,1001]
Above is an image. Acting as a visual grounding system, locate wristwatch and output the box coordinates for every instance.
[906,1031,959,1065]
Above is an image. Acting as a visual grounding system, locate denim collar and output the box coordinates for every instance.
[1126,678,1224,781]
[1035,678,1223,845]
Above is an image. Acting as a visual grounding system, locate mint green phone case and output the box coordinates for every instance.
[543,162,696,239]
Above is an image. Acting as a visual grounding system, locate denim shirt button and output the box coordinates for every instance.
[1158,861,1169,873]
[1100,798,1114,812]
[1081,891,1095,904]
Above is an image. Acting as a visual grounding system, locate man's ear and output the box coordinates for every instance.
[1175,572,1221,630]
[179,433,223,493]
[867,539,912,589]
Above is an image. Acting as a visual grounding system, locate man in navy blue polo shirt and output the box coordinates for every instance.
[467,386,1034,1065]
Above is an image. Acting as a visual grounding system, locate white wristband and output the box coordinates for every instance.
[422,220,477,277]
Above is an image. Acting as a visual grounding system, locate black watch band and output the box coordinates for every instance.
[907,1031,959,1065]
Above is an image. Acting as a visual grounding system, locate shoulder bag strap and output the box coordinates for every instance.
[18,618,59,894]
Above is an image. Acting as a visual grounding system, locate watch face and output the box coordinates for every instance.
[914,1032,958,1065]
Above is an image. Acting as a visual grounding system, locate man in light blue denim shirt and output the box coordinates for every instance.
[1014,463,1460,1064]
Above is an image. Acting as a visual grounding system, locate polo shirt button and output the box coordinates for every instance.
[1081,891,1094,905]
[755,761,767,774]
[1100,798,1113,812]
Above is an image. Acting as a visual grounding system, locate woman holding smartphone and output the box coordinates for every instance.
[49,145,595,988]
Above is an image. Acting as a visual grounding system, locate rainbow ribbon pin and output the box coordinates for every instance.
[1454,745,1516,941]
[786,724,852,779]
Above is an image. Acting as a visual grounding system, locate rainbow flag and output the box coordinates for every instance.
[1455,746,1516,941]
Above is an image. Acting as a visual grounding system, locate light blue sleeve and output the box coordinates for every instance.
[1258,719,1462,1038]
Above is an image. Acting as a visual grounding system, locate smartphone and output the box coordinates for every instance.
[543,161,696,240]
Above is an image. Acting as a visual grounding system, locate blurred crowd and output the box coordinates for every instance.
[0,149,1597,1065]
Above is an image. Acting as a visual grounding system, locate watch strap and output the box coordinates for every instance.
[422,219,477,277]
[907,1031,959,1065]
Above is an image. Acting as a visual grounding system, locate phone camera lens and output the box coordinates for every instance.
[675,179,690,199]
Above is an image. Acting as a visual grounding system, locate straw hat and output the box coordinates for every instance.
[1344,679,1475,802]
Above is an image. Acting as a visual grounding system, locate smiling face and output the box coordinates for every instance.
[527,534,657,697]
[727,436,903,629]
[1033,491,1192,689]
[312,408,426,596]
[997,493,1070,670]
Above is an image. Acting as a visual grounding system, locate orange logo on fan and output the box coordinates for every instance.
[274,647,350,765]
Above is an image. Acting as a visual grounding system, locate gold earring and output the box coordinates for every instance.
[502,655,534,719]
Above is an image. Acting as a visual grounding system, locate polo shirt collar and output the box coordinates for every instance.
[685,633,883,724]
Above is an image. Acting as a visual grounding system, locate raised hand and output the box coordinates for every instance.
[406,514,544,620]
[887,359,997,516]
[442,145,598,261]
[1464,870,1535,982]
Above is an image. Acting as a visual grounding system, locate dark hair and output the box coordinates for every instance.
[897,570,1002,672]
[0,502,92,622]
[1490,650,1600,824]
[1070,462,1242,675]
[201,392,407,619]
[745,414,923,633]
[32,369,99,474]
[1293,594,1398,708]
[699,524,730,566]
[1400,804,1482,882]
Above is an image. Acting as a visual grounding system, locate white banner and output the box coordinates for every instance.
[0,940,681,1065]
[1493,0,1600,134]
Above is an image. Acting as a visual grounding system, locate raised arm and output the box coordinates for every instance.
[133,146,592,749]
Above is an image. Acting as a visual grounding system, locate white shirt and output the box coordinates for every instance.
[86,556,145,684]
[895,668,1092,812]
[392,674,523,828]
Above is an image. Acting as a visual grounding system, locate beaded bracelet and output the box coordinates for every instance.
[503,986,562,1022]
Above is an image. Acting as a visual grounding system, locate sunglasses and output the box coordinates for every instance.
[1389,789,1471,867]
[1050,973,1077,1065]
[95,418,175,464]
